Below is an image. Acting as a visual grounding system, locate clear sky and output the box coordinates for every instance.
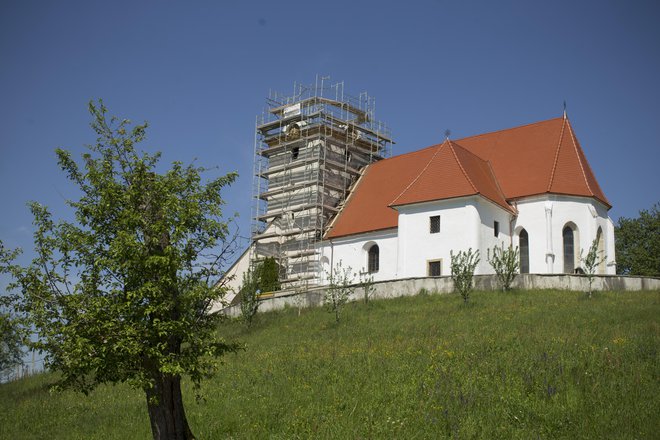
[1,0,659,267]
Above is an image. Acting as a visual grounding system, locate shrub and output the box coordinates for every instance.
[580,238,606,299]
[239,257,282,326]
[239,269,260,327]
[487,244,519,291]
[358,272,376,305]
[450,248,480,303]
[324,262,356,323]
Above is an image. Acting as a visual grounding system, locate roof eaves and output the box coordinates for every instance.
[325,226,398,240]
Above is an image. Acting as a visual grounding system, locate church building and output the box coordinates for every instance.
[320,114,615,281]
[220,80,615,303]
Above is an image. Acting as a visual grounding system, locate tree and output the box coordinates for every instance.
[0,243,24,382]
[358,272,376,305]
[257,257,280,293]
[580,238,606,299]
[324,262,355,323]
[238,257,280,327]
[615,202,660,277]
[450,248,480,304]
[487,244,519,291]
[3,102,240,439]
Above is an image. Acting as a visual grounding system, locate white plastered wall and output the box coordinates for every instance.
[320,229,398,282]
[473,199,515,274]
[396,198,481,277]
[512,195,615,274]
[209,244,251,312]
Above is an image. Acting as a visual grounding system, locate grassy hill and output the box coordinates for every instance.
[1,289,659,439]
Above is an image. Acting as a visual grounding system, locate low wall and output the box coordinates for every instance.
[222,274,660,318]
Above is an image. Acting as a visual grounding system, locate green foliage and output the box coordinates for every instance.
[239,257,281,327]
[257,257,281,293]
[417,287,431,297]
[450,248,480,303]
[239,269,260,327]
[487,244,519,291]
[2,101,241,438]
[580,238,606,299]
[358,272,375,305]
[2,290,659,439]
[615,202,660,276]
[0,242,25,381]
[0,309,24,381]
[324,262,356,323]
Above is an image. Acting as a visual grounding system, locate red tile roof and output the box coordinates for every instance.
[389,139,513,213]
[325,116,610,239]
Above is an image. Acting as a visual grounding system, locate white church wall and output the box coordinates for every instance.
[396,198,480,278]
[316,195,617,287]
[209,244,251,313]
[605,217,616,273]
[320,229,398,283]
[513,195,615,274]
[473,200,515,274]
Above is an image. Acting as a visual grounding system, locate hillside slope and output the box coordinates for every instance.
[2,290,659,439]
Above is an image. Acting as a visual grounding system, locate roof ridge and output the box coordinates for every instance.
[372,143,438,166]
[451,140,515,213]
[485,159,512,210]
[389,142,444,206]
[565,119,594,196]
[547,116,567,191]
[456,116,564,144]
[447,140,478,193]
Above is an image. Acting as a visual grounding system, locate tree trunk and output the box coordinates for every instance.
[145,372,195,440]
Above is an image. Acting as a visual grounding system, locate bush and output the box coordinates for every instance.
[580,238,606,299]
[324,262,356,323]
[239,257,281,327]
[450,248,480,303]
[358,272,375,305]
[487,244,519,291]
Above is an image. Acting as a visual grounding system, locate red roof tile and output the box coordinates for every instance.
[389,139,513,213]
[324,146,437,238]
[325,116,610,239]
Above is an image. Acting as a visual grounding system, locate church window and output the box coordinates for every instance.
[368,244,379,273]
[494,221,500,237]
[430,215,441,234]
[291,147,299,160]
[519,228,529,273]
[563,225,576,273]
[428,260,442,276]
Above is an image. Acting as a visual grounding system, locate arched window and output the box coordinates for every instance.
[596,227,605,274]
[368,244,379,273]
[563,225,576,273]
[519,228,529,274]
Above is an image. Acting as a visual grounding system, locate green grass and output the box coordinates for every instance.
[2,289,659,439]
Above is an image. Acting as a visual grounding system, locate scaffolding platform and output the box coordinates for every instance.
[250,77,393,287]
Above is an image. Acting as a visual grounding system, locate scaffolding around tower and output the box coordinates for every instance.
[250,77,393,288]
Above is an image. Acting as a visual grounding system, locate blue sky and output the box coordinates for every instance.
[1,0,659,267]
